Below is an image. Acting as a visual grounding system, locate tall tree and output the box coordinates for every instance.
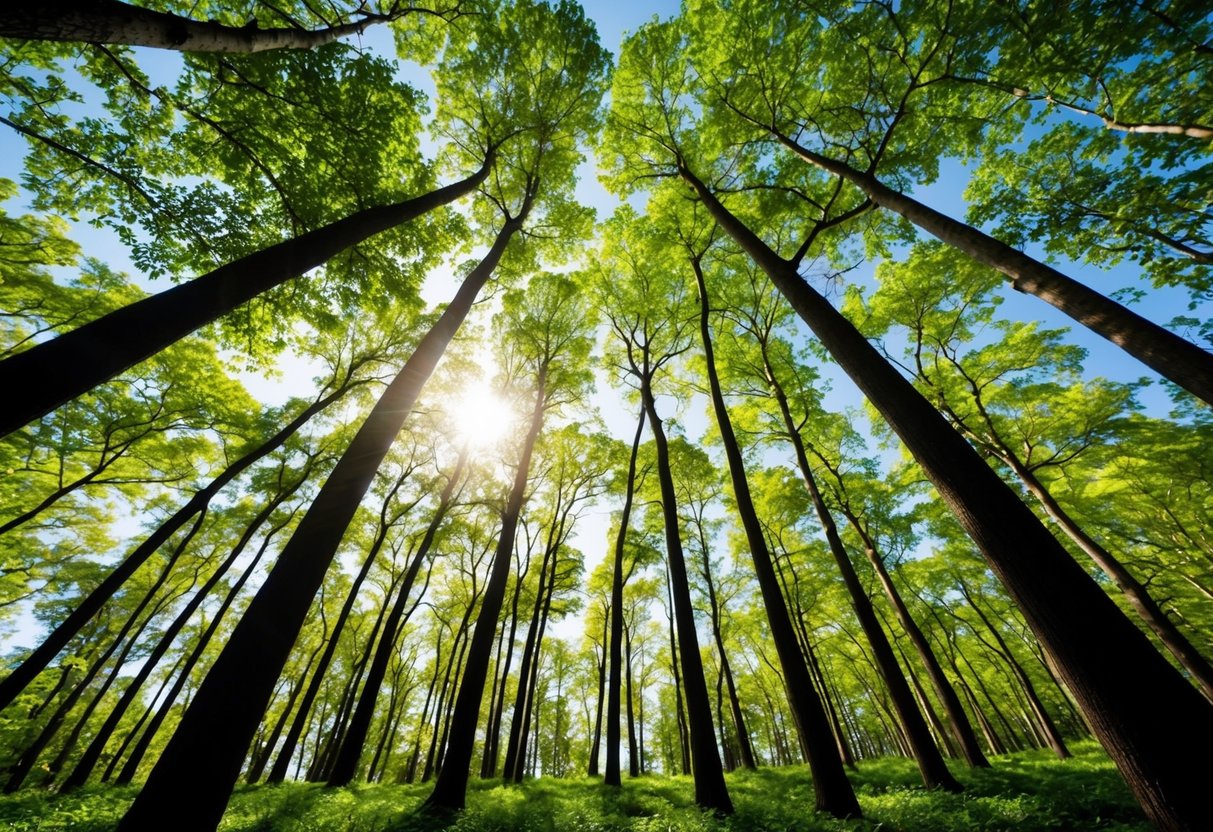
[604,18,1213,830]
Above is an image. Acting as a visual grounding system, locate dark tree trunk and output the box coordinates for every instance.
[624,622,639,778]
[587,608,608,776]
[773,134,1213,406]
[640,372,732,815]
[421,363,548,813]
[0,0,417,52]
[690,257,859,814]
[116,212,524,832]
[954,580,1070,760]
[605,402,646,787]
[123,515,293,786]
[5,516,198,792]
[775,386,960,790]
[0,156,493,439]
[682,162,1213,832]
[326,453,467,786]
[0,376,360,713]
[481,562,526,779]
[508,545,559,783]
[503,524,559,781]
[664,574,691,776]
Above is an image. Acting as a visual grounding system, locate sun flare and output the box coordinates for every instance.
[451,382,515,448]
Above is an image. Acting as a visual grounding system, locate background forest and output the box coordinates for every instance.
[0,1,1210,831]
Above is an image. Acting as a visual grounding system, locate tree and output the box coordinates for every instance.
[596,209,733,814]
[604,17,1213,830]
[0,0,466,53]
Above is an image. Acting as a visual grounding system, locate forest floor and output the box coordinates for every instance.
[0,741,1149,831]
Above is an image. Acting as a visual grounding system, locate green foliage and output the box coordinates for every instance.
[0,743,1146,831]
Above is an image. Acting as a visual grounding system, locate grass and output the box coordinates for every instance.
[0,741,1149,832]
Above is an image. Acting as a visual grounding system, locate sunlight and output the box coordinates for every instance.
[451,381,516,449]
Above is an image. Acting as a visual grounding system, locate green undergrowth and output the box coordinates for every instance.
[0,741,1148,832]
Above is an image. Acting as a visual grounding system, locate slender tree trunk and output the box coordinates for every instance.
[682,162,1213,832]
[123,516,292,786]
[421,362,548,813]
[0,156,493,439]
[482,564,526,779]
[788,400,959,788]
[63,478,303,790]
[771,134,1213,406]
[588,610,608,776]
[605,402,646,787]
[640,372,732,814]
[327,453,467,786]
[838,504,989,767]
[1009,456,1213,703]
[690,257,859,812]
[503,533,558,781]
[0,377,358,713]
[665,573,691,776]
[101,647,188,783]
[954,581,1070,760]
[0,0,419,52]
[5,517,198,792]
[509,549,559,784]
[117,211,525,832]
[624,622,639,778]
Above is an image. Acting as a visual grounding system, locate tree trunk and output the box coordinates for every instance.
[587,609,608,776]
[605,402,646,787]
[421,362,548,813]
[624,622,640,778]
[327,453,467,786]
[0,156,493,439]
[691,257,859,813]
[640,372,732,815]
[0,0,428,52]
[683,162,1213,832]
[954,580,1070,760]
[508,545,559,783]
[116,211,525,832]
[772,134,1213,406]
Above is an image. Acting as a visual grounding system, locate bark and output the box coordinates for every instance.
[421,363,548,812]
[691,257,859,813]
[604,402,646,787]
[0,376,360,713]
[0,155,492,439]
[770,135,1213,406]
[326,453,467,786]
[624,621,639,778]
[116,210,524,832]
[664,573,691,776]
[503,523,559,781]
[683,162,1213,832]
[0,0,456,52]
[587,608,608,776]
[640,372,732,814]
